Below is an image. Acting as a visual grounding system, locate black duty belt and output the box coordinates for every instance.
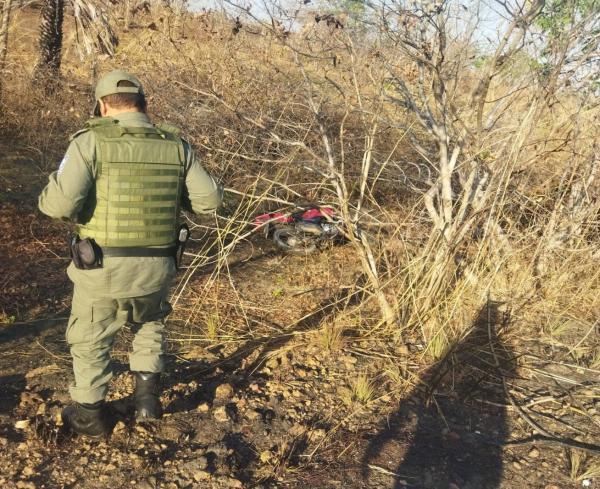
[101,246,177,258]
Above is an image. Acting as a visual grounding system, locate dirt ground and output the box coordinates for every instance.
[1,142,599,488]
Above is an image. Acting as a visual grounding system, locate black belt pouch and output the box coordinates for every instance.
[69,234,103,270]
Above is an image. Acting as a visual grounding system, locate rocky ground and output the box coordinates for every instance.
[1,143,599,488]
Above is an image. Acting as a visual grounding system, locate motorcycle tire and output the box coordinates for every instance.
[273,227,318,254]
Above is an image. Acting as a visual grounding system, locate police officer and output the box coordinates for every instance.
[38,70,223,437]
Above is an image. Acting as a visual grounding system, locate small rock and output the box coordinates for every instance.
[137,477,157,489]
[512,461,521,470]
[183,346,205,360]
[193,470,210,482]
[213,406,229,422]
[197,402,210,413]
[259,450,272,463]
[337,386,353,404]
[306,358,318,367]
[185,456,209,472]
[528,447,540,459]
[340,355,357,365]
[16,482,36,489]
[15,419,30,430]
[307,428,326,442]
[22,467,34,477]
[249,383,260,392]
[215,383,234,401]
[223,477,243,488]
[0,437,7,446]
[113,421,126,433]
[289,424,305,437]
[266,357,280,369]
[194,428,222,445]
[246,409,260,421]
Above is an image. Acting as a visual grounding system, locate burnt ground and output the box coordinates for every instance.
[1,143,599,489]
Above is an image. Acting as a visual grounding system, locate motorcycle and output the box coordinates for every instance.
[253,204,344,254]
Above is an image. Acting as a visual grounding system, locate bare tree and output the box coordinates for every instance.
[0,0,14,84]
[351,1,554,319]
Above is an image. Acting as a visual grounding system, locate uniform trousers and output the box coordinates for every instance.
[66,284,172,404]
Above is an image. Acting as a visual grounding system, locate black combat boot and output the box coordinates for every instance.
[62,401,110,438]
[134,372,162,420]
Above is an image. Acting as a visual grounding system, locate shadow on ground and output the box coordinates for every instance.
[0,316,67,345]
[0,373,26,415]
[361,300,516,489]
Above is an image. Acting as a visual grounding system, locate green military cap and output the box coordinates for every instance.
[93,70,144,115]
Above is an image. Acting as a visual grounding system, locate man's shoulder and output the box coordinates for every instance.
[155,122,194,157]
[155,121,182,137]
[69,126,90,142]
[69,117,118,142]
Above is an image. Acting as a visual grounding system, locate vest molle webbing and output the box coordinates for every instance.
[77,119,186,247]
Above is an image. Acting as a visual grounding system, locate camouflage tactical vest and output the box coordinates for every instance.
[76,118,186,247]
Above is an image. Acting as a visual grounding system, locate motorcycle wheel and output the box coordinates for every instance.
[273,227,318,254]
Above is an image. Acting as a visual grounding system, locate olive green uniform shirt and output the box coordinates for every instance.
[38,112,222,298]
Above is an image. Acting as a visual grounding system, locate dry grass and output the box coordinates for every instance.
[569,449,600,482]
[351,373,376,406]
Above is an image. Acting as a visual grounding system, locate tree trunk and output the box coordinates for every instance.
[0,0,14,79]
[123,0,131,32]
[36,0,64,78]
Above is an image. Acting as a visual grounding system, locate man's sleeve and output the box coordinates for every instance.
[38,133,95,220]
[181,142,223,214]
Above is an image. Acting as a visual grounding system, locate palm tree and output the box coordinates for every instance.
[36,0,64,76]
[35,0,117,79]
